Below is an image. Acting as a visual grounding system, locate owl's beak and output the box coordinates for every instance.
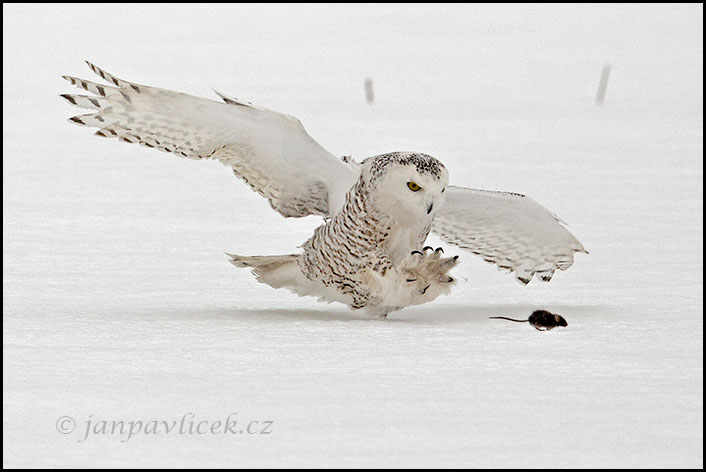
[426,201,433,214]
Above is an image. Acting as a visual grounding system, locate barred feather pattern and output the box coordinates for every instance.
[300,176,393,309]
[433,186,587,284]
[61,61,354,218]
[61,63,586,311]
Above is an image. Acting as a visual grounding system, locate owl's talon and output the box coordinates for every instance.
[406,278,417,282]
[440,255,459,269]
[435,247,444,253]
[423,246,433,252]
[411,250,423,256]
[421,284,431,294]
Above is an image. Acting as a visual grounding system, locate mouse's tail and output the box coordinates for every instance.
[489,316,528,323]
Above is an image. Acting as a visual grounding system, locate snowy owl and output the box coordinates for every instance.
[61,62,586,318]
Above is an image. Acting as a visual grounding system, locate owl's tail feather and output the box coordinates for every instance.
[227,253,303,290]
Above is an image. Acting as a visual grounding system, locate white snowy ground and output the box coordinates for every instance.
[3,4,703,468]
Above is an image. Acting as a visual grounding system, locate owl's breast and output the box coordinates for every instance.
[384,218,433,265]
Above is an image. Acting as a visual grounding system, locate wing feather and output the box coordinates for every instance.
[433,186,586,284]
[62,62,358,218]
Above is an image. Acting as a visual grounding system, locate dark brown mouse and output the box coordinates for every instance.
[490,309,568,331]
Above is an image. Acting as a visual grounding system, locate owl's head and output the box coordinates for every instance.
[362,152,449,222]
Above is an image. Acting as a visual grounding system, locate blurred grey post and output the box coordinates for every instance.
[595,64,611,105]
[364,77,374,104]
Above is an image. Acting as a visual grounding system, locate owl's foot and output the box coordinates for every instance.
[402,247,459,301]
[359,248,459,311]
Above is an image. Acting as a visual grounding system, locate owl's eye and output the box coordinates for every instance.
[407,181,421,192]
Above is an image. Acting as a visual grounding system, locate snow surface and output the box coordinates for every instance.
[3,4,703,468]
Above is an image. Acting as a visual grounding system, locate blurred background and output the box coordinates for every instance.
[3,3,703,468]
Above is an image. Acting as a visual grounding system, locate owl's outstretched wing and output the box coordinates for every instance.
[432,186,587,284]
[61,61,358,218]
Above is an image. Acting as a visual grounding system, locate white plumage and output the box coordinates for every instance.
[62,62,587,317]
[433,187,586,284]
